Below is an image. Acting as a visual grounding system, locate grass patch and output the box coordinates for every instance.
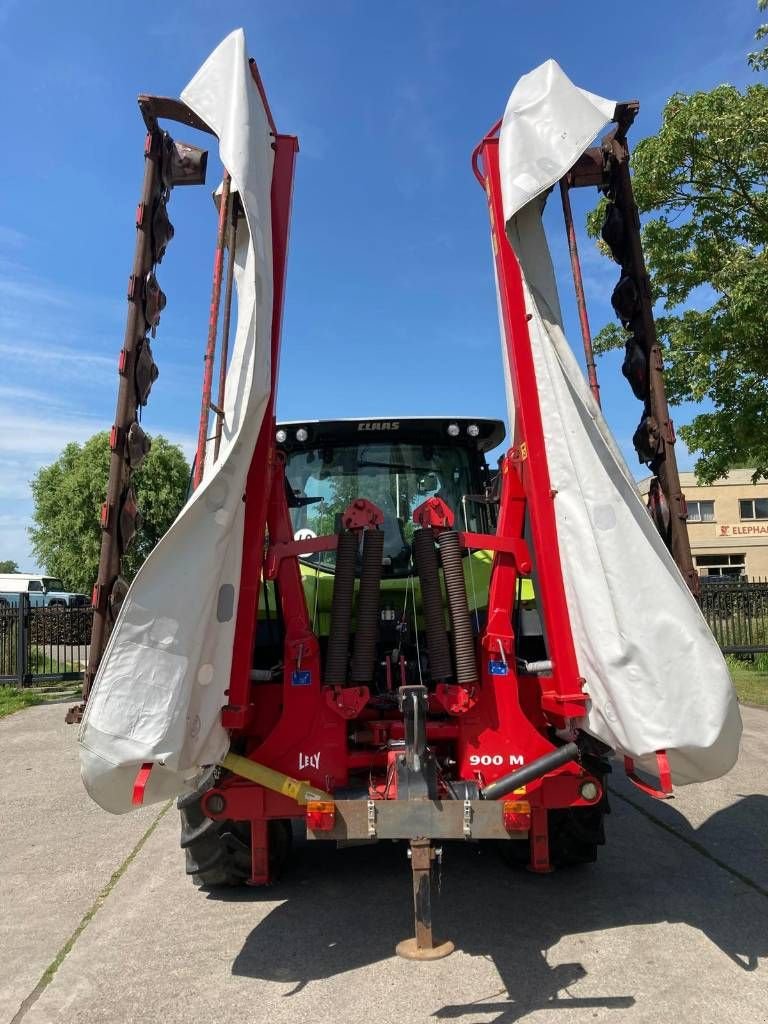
[0,684,81,718]
[27,645,81,675]
[726,656,768,707]
[0,687,45,718]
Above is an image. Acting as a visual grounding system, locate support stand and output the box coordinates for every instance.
[396,839,454,961]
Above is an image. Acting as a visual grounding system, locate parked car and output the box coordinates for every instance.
[0,573,89,608]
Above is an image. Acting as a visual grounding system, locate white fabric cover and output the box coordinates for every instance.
[498,60,741,784]
[79,29,274,812]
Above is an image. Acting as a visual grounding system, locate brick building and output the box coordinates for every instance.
[639,469,768,580]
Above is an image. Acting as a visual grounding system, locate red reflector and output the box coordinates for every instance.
[306,800,335,831]
[132,762,154,806]
[503,799,531,832]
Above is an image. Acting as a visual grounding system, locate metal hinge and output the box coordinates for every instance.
[367,799,377,839]
[463,799,472,839]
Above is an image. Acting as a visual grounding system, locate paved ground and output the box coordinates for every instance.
[1,704,766,1024]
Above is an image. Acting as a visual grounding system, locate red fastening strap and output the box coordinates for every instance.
[132,762,154,806]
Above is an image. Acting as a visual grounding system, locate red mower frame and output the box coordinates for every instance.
[79,57,689,959]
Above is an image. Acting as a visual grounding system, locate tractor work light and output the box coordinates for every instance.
[275,428,287,444]
[502,799,531,832]
[295,427,309,442]
[467,423,480,437]
[446,423,460,437]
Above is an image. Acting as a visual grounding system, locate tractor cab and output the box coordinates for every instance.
[277,416,504,577]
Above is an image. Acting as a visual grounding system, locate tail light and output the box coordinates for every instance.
[502,799,531,832]
[306,800,336,831]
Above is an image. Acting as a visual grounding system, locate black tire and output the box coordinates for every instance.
[549,754,610,867]
[178,776,292,888]
[500,758,610,870]
[548,803,606,866]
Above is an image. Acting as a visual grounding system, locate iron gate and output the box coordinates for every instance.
[0,594,92,686]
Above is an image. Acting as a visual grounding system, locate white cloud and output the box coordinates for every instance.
[0,411,102,455]
[0,224,28,249]
[0,510,35,569]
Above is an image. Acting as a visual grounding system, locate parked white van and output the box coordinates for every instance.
[0,574,89,608]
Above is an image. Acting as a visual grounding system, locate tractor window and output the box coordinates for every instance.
[285,442,478,576]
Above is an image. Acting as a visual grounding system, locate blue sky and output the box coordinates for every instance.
[0,0,761,571]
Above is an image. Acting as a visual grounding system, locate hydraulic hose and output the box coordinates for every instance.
[351,529,384,683]
[480,742,580,800]
[325,529,358,684]
[438,530,478,684]
[412,528,453,682]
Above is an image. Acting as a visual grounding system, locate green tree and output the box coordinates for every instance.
[29,432,189,594]
[748,0,768,71]
[587,5,768,482]
[0,560,19,573]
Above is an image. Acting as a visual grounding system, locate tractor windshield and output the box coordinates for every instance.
[285,442,478,576]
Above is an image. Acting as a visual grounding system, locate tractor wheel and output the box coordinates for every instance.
[178,777,292,888]
[549,757,610,867]
[547,803,606,867]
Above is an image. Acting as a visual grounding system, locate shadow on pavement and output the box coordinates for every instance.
[219,794,767,1021]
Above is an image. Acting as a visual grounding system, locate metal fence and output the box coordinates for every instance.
[0,595,92,686]
[698,580,768,656]
[2,580,766,686]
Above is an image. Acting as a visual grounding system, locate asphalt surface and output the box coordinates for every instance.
[1,703,766,1024]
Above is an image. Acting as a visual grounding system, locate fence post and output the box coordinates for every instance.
[15,593,29,686]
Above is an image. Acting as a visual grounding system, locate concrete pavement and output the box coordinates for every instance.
[1,702,766,1024]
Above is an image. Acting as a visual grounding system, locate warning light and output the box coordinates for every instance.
[502,799,531,832]
[306,800,336,831]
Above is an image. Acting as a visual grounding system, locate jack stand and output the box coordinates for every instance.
[396,838,454,960]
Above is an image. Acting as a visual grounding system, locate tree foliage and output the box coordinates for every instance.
[29,432,189,594]
[587,7,768,483]
[748,0,768,71]
[0,559,19,573]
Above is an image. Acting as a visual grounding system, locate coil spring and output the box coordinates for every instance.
[412,528,453,682]
[325,529,358,684]
[438,530,479,684]
[350,529,384,683]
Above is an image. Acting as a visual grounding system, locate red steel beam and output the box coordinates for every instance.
[476,134,584,709]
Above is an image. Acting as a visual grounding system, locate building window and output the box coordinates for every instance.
[695,553,746,578]
[740,497,768,520]
[687,500,715,523]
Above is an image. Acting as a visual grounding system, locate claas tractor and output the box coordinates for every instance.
[177,415,609,959]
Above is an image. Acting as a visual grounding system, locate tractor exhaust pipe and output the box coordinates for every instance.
[480,742,580,801]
